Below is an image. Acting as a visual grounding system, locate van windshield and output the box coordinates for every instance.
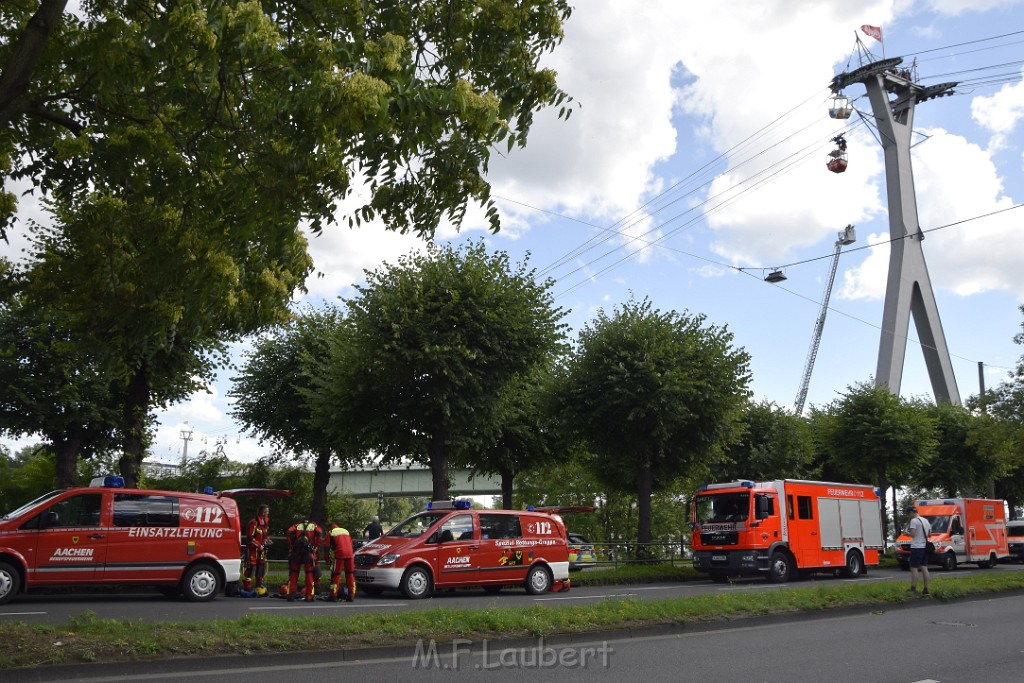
[1,490,64,521]
[1008,525,1024,538]
[385,511,449,538]
[923,515,950,534]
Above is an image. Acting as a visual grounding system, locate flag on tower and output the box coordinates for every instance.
[861,25,883,42]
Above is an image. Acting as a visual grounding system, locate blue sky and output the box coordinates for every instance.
[5,1,1024,465]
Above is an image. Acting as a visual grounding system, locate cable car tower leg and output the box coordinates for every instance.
[847,63,960,404]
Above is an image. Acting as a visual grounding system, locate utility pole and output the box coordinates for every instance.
[830,58,960,405]
[180,425,194,467]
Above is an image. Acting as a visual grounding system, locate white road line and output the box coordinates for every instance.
[537,592,638,601]
[249,602,407,611]
[0,611,46,617]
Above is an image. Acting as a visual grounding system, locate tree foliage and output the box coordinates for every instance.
[1,0,574,485]
[556,297,752,547]
[230,305,350,524]
[812,382,937,539]
[718,400,817,482]
[321,240,566,499]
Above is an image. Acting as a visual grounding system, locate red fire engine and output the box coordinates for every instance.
[691,479,884,583]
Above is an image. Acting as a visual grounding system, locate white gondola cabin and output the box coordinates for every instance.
[828,93,852,120]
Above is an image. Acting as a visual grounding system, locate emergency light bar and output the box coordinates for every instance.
[699,480,755,491]
[90,476,125,488]
[426,499,472,510]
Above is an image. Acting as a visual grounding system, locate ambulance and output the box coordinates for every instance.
[353,500,571,599]
[691,479,884,583]
[894,498,1009,571]
[0,476,243,605]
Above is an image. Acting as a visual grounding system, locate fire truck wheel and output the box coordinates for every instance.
[842,550,864,578]
[0,561,20,605]
[768,551,792,583]
[525,565,553,595]
[979,553,996,569]
[400,566,433,599]
[181,563,223,602]
[940,552,957,572]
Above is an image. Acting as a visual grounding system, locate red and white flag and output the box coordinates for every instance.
[861,25,883,42]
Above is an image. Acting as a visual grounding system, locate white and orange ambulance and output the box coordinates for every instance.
[691,479,885,582]
[353,500,571,599]
[0,476,243,604]
[895,498,1009,571]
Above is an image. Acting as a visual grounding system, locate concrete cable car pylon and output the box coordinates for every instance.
[829,56,960,405]
[794,225,856,415]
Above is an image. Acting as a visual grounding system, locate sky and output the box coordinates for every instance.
[4,0,1024,467]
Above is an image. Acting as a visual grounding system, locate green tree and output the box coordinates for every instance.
[323,240,566,500]
[812,382,937,540]
[919,402,1007,498]
[0,287,120,487]
[718,400,817,482]
[556,297,752,549]
[2,1,574,484]
[230,306,353,525]
[470,365,562,508]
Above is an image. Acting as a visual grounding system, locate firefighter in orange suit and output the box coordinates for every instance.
[327,522,356,602]
[286,516,324,602]
[242,504,273,595]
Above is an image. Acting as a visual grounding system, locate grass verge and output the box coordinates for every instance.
[3,570,1022,671]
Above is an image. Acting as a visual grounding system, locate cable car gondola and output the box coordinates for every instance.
[826,134,848,173]
[828,93,852,119]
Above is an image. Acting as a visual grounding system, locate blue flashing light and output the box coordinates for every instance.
[427,499,472,511]
[740,481,754,488]
[454,499,472,510]
[90,475,125,488]
[527,505,535,511]
[944,500,956,505]
[204,486,214,495]
[874,488,882,497]
[699,485,709,491]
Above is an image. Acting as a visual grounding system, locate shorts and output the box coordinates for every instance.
[909,546,928,568]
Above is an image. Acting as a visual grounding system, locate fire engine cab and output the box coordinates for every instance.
[0,476,243,605]
[895,498,1009,571]
[691,479,884,583]
[353,500,571,599]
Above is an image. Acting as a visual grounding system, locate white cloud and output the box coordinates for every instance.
[971,68,1024,150]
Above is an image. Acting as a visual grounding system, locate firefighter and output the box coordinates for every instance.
[242,504,273,596]
[286,515,324,602]
[327,521,356,602]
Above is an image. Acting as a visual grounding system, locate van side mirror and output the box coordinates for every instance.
[755,496,770,520]
[42,510,60,529]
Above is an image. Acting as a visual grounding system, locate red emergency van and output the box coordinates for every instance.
[0,476,243,604]
[353,501,571,599]
[691,479,885,582]
[895,498,1009,571]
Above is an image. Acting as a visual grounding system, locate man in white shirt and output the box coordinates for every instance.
[905,506,932,595]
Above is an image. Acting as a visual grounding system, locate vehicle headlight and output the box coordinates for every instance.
[378,554,400,566]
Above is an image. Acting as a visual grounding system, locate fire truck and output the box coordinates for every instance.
[691,479,884,583]
[894,498,1009,571]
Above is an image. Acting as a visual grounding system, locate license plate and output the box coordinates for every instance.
[354,570,370,580]
[712,554,727,561]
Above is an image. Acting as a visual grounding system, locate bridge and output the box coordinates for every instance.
[327,466,504,499]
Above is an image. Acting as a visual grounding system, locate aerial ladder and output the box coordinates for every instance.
[793,224,856,414]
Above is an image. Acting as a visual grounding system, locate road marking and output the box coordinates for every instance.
[249,602,407,611]
[0,611,46,617]
[537,593,638,601]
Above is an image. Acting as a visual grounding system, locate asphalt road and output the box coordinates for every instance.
[7,582,1024,682]
[2,562,1022,625]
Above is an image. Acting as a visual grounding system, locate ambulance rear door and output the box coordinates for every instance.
[26,490,107,585]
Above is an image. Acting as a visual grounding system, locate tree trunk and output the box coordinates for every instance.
[877,468,890,544]
[53,437,81,488]
[635,460,653,554]
[311,451,331,526]
[117,363,151,488]
[428,439,449,500]
[500,467,515,509]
